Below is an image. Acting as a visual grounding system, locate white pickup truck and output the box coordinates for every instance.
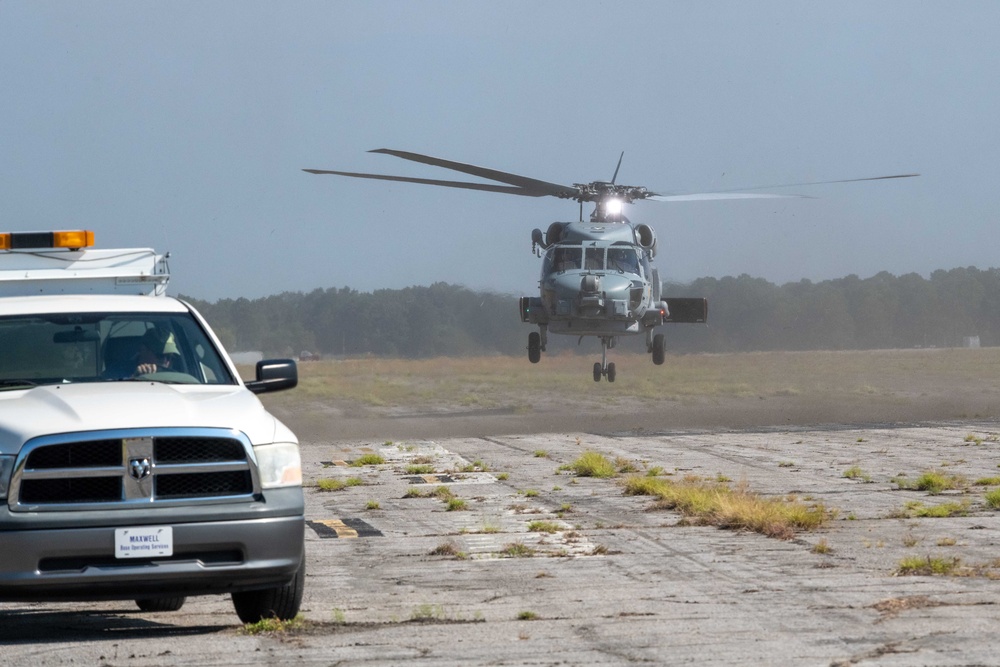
[0,231,305,622]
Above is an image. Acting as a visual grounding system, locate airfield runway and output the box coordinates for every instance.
[3,378,1000,666]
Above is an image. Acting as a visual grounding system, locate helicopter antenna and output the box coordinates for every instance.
[611,151,624,185]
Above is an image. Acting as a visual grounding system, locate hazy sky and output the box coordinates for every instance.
[1,2,995,300]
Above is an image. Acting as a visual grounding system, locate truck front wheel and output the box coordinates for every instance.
[231,552,305,623]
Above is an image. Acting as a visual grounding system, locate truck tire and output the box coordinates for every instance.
[231,552,305,623]
[135,596,186,612]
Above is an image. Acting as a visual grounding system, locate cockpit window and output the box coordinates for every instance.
[543,247,582,273]
[607,247,641,275]
[584,247,604,270]
[0,312,236,388]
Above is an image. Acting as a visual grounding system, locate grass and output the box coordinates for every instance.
[351,453,385,467]
[843,466,872,482]
[259,349,1000,415]
[527,520,562,534]
[811,538,832,554]
[365,500,381,510]
[986,488,1000,508]
[894,470,966,494]
[896,555,961,576]
[892,500,970,518]
[500,542,535,558]
[446,497,468,511]
[405,464,435,475]
[240,615,308,635]
[317,476,363,491]
[516,611,539,620]
[620,475,827,539]
[429,541,467,559]
[560,451,617,478]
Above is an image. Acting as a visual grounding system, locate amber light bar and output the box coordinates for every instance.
[0,230,95,250]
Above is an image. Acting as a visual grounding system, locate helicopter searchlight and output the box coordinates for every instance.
[305,149,917,381]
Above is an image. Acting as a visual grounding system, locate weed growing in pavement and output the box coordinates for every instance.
[365,500,381,510]
[410,604,445,621]
[500,542,535,558]
[937,537,957,547]
[240,615,308,635]
[975,477,1000,486]
[534,450,549,458]
[778,461,795,468]
[523,489,539,498]
[811,539,832,554]
[403,487,427,498]
[902,533,920,547]
[446,497,468,511]
[891,500,969,518]
[405,464,435,475]
[431,485,454,499]
[985,488,1000,508]
[560,451,617,478]
[843,466,872,482]
[316,477,362,491]
[620,475,828,539]
[896,555,960,576]
[429,541,467,559]
[528,521,562,534]
[894,470,966,494]
[517,611,539,620]
[615,457,639,473]
[317,478,347,491]
[351,453,385,467]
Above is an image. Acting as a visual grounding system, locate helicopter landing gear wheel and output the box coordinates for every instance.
[528,332,541,364]
[593,336,616,382]
[652,333,665,365]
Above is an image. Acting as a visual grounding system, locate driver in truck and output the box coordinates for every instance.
[135,328,179,376]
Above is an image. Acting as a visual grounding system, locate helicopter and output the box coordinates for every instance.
[304,149,917,382]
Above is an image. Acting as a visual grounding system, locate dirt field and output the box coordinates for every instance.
[263,348,1000,442]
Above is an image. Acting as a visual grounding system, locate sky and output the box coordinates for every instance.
[0,1,995,301]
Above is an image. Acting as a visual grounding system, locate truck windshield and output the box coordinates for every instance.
[0,312,236,387]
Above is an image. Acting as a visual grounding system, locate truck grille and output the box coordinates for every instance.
[11,428,258,510]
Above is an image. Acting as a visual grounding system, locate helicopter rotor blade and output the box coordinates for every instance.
[302,169,550,196]
[369,148,581,199]
[714,173,920,192]
[648,192,808,202]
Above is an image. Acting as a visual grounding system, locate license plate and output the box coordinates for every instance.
[114,526,173,559]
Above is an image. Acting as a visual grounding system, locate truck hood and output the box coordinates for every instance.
[0,383,295,453]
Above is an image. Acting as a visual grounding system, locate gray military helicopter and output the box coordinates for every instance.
[305,149,916,382]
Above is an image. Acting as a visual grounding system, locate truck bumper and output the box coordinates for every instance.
[0,514,304,601]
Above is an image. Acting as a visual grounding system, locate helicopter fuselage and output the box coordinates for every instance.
[521,219,664,337]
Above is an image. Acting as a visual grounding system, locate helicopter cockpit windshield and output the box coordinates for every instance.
[543,247,581,274]
[542,245,643,277]
[607,246,641,275]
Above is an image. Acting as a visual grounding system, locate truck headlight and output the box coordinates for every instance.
[254,443,302,489]
[0,456,14,500]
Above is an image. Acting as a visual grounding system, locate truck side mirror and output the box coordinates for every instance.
[245,359,298,394]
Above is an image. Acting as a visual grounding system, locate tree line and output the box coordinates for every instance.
[182,267,1000,358]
